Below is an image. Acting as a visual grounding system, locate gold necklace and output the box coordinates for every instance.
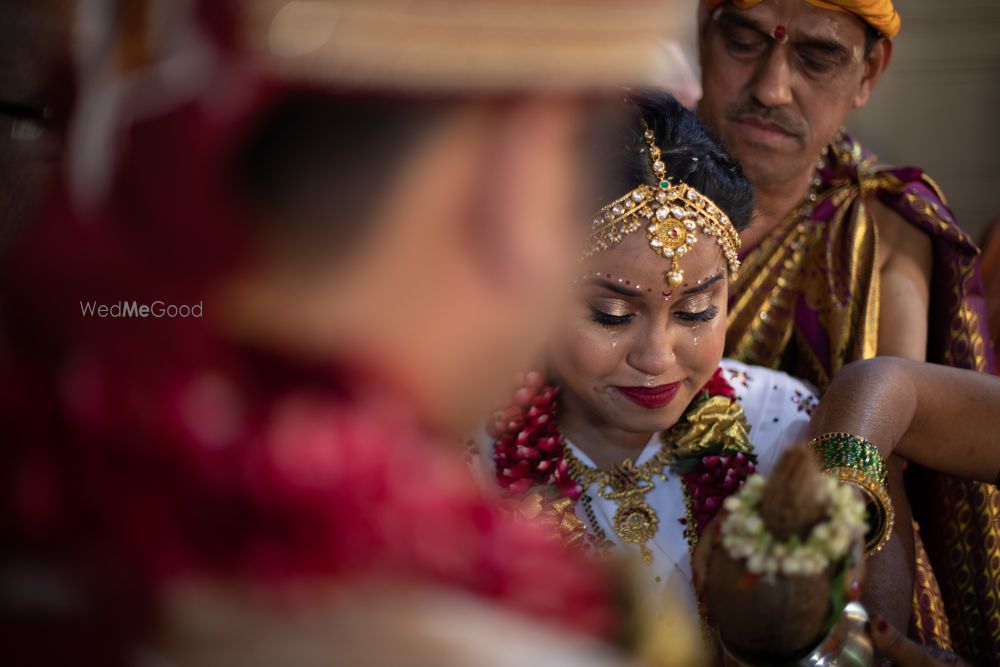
[563,443,673,565]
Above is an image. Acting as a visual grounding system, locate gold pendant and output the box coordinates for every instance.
[612,500,659,565]
[602,459,661,565]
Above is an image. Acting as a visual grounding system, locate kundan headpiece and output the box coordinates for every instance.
[583,119,741,287]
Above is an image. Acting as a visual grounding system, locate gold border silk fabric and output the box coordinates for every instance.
[726,130,998,663]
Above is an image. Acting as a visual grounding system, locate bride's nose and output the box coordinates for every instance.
[626,320,676,378]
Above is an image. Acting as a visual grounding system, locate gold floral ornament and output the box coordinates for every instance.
[583,121,741,287]
[665,395,752,460]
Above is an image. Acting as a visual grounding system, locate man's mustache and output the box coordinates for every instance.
[725,99,807,141]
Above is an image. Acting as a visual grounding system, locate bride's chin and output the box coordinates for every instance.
[604,408,680,435]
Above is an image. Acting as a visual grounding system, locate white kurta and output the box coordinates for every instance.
[475,359,819,620]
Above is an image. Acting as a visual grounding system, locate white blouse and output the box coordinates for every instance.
[475,359,819,620]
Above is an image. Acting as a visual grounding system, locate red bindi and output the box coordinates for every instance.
[772,24,787,42]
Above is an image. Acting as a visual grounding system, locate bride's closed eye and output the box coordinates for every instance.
[674,294,719,324]
[589,299,634,328]
[675,305,720,323]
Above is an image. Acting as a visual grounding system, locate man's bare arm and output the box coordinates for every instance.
[808,358,1000,482]
[872,198,933,360]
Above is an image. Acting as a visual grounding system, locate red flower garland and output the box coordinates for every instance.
[491,368,756,546]
[681,450,756,534]
[490,372,581,500]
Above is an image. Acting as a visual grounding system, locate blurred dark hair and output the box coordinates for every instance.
[863,23,881,57]
[233,90,445,256]
[236,88,755,247]
[607,89,754,233]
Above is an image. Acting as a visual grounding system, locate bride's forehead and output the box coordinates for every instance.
[581,229,726,282]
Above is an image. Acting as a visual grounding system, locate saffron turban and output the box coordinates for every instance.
[707,0,900,38]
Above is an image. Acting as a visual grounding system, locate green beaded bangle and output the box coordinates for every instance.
[809,432,894,557]
[809,432,887,486]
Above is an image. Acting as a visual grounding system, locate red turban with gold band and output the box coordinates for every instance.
[706,0,900,38]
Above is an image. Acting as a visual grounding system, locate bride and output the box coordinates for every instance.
[475,90,998,664]
[479,89,823,616]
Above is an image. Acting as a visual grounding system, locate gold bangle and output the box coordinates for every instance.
[808,433,894,557]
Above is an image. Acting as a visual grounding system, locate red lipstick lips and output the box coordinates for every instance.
[614,383,680,409]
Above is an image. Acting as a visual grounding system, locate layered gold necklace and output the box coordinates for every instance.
[563,443,673,565]
[560,390,754,567]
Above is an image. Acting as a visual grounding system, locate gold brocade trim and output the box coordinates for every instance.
[726,178,881,389]
[505,492,589,549]
[910,520,952,651]
[902,191,989,373]
[667,395,752,460]
[726,212,817,371]
[922,475,1000,664]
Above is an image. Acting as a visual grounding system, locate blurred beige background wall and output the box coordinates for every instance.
[676,0,1000,242]
[848,0,1000,242]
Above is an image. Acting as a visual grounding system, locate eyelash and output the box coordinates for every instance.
[589,304,720,327]
[676,305,720,324]
[590,308,633,328]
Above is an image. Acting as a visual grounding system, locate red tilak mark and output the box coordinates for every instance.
[605,273,611,278]
[662,291,673,300]
[647,288,653,293]
[624,280,630,285]
[773,24,787,41]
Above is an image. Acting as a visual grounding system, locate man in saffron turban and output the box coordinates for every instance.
[697,0,996,663]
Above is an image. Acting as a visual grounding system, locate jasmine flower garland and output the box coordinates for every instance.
[720,475,867,577]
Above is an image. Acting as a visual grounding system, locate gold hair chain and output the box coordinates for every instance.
[583,120,741,287]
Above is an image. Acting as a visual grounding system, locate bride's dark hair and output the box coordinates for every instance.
[603,89,754,234]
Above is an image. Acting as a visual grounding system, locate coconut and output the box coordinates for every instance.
[698,447,847,661]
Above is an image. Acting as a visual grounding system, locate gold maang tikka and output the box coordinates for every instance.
[583,119,741,287]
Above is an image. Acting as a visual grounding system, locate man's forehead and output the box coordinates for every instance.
[720,0,868,45]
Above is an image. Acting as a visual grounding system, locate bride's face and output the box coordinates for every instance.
[549,230,728,434]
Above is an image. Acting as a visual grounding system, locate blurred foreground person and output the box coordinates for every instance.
[0,1,696,665]
[697,0,997,659]
[0,0,73,249]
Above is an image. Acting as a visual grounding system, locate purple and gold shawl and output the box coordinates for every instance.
[726,130,999,664]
